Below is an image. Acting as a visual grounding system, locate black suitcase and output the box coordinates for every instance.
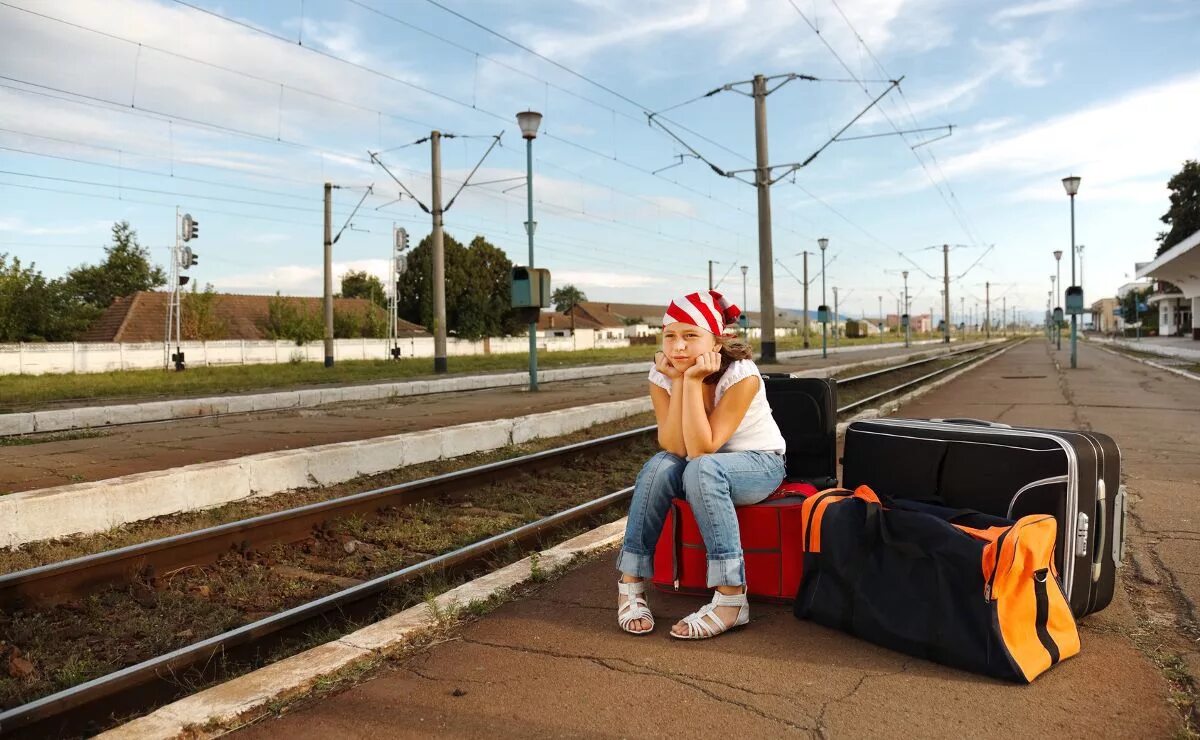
[840,417,1126,617]
[762,375,838,488]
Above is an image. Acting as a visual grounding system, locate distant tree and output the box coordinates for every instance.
[181,283,228,340]
[396,232,519,340]
[64,221,167,309]
[263,293,323,345]
[333,303,388,339]
[1157,159,1200,256]
[339,270,387,309]
[551,284,587,313]
[0,254,97,342]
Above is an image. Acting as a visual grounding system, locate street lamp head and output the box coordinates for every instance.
[516,110,543,139]
[1053,250,1063,261]
[740,264,748,276]
[817,237,829,251]
[902,270,908,279]
[1061,175,1081,197]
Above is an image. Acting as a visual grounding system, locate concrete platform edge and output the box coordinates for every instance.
[0,400,651,549]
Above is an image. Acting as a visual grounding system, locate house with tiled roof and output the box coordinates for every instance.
[80,291,428,342]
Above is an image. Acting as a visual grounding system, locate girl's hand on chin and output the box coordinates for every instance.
[683,351,721,379]
[654,351,683,380]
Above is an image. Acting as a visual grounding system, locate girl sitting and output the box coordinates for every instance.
[616,290,787,639]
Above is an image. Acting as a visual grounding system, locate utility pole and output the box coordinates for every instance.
[985,282,991,339]
[902,270,910,348]
[751,75,778,362]
[961,296,966,339]
[1002,296,1007,336]
[802,252,810,349]
[942,244,951,343]
[708,260,718,292]
[878,295,883,344]
[647,74,918,364]
[430,131,448,373]
[832,286,839,348]
[323,183,334,367]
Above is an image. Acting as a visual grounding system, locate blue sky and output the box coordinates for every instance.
[2,0,1198,325]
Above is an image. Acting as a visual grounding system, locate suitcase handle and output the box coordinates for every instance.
[929,417,1012,429]
[1092,496,1107,583]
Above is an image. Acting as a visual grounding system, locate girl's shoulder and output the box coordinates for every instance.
[717,358,760,390]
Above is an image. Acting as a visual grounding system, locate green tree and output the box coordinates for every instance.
[181,283,228,340]
[551,284,587,313]
[339,270,387,309]
[1157,159,1200,256]
[65,221,167,309]
[263,293,323,345]
[396,232,519,340]
[0,254,97,342]
[1120,287,1158,332]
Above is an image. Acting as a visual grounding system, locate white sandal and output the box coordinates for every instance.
[617,580,655,635]
[670,589,749,640]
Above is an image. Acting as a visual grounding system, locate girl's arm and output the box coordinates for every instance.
[650,352,687,456]
[681,354,757,457]
[650,382,686,457]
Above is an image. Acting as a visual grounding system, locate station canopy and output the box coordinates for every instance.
[1137,228,1200,298]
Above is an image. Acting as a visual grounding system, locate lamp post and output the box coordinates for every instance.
[1062,175,1081,368]
[740,264,749,339]
[818,237,828,358]
[517,109,542,391]
[902,270,910,348]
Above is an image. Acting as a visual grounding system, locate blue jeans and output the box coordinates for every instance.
[616,450,786,587]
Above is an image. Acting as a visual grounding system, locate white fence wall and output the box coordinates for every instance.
[0,333,633,376]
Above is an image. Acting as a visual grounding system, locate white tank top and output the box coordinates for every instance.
[647,359,787,456]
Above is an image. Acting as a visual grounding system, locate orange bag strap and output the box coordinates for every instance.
[801,487,853,554]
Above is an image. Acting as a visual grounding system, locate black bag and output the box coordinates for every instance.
[762,375,838,488]
[794,487,1080,683]
[841,418,1125,616]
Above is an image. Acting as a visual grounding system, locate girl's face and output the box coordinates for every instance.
[661,321,719,370]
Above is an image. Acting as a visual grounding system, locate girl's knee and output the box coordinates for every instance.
[683,455,725,492]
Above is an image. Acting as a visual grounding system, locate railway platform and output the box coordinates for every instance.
[229,339,1199,738]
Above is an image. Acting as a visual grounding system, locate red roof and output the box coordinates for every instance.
[80,291,428,342]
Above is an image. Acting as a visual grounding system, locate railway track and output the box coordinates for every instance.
[0,340,1008,737]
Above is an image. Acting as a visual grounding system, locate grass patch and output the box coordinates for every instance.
[0,346,662,411]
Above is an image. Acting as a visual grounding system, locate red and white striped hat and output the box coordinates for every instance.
[662,290,742,336]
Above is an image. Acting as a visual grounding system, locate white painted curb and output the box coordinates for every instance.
[0,399,651,549]
[97,519,627,740]
[0,362,651,437]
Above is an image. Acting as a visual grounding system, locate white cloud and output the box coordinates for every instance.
[937,71,1200,199]
[216,258,391,295]
[0,215,109,236]
[989,0,1084,27]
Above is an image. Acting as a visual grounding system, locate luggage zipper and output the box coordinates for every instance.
[1032,568,1061,664]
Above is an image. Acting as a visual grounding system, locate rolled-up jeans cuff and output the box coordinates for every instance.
[616,548,654,579]
[706,555,745,587]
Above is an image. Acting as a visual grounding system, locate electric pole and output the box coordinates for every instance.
[430,131,448,373]
[370,130,503,376]
[323,182,334,367]
[802,251,809,349]
[832,286,839,348]
[942,244,951,343]
[647,74,920,364]
[985,282,991,339]
[708,260,718,292]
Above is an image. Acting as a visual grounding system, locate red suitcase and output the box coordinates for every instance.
[651,482,818,602]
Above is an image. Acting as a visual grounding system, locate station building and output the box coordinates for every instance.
[1137,228,1200,339]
